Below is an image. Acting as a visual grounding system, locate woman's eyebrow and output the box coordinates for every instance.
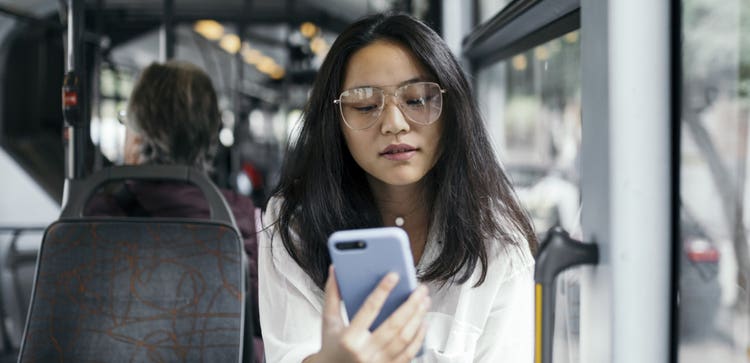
[398,77,427,86]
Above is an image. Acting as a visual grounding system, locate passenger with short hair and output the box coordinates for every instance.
[259,13,537,363]
[85,61,263,361]
[122,61,220,171]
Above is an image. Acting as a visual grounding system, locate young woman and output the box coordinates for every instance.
[259,13,537,363]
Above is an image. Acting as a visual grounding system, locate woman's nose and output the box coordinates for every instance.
[379,96,410,135]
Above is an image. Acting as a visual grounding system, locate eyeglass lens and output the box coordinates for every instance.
[338,82,443,130]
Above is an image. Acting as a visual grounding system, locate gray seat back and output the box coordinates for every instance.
[17,166,246,363]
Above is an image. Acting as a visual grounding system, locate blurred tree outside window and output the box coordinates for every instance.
[679,0,750,361]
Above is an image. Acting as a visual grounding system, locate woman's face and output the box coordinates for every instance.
[339,40,443,187]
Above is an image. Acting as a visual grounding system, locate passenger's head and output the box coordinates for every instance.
[124,61,220,171]
[296,12,481,189]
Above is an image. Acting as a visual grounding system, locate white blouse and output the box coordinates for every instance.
[259,198,535,363]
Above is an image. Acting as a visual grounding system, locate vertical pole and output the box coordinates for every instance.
[62,0,86,182]
[92,0,104,171]
[669,0,681,361]
[609,0,672,361]
[579,0,611,361]
[160,0,174,62]
[231,0,251,189]
[441,0,471,58]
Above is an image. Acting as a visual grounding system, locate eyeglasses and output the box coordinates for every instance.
[117,110,128,126]
[333,82,446,130]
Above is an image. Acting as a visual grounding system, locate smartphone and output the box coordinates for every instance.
[328,227,418,331]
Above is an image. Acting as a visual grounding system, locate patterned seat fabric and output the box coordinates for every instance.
[19,219,243,363]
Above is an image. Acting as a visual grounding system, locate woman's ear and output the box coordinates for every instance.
[124,129,144,165]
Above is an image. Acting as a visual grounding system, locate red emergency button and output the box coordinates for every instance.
[63,91,78,107]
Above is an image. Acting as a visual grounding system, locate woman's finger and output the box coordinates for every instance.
[373,285,429,356]
[322,265,344,332]
[393,324,427,363]
[348,272,399,331]
[393,293,430,349]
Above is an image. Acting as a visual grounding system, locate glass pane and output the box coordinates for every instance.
[478,0,513,23]
[680,0,750,361]
[117,72,135,98]
[90,99,126,163]
[100,68,117,98]
[477,30,581,362]
[93,66,134,164]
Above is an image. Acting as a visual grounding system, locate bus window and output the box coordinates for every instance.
[476,30,582,363]
[0,148,58,348]
[476,0,514,23]
[91,65,133,164]
[680,0,750,360]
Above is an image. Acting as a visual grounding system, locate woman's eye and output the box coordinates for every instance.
[406,97,427,106]
[354,105,378,113]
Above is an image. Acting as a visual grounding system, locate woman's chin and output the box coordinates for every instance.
[370,173,426,188]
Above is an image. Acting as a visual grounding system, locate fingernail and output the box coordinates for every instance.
[386,272,399,284]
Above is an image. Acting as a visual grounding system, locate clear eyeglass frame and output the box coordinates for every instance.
[116,109,128,126]
[333,81,447,130]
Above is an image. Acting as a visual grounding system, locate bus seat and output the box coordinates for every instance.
[17,166,251,363]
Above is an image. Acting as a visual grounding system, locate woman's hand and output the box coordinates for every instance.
[304,266,430,363]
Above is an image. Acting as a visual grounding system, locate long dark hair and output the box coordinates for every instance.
[270,12,536,289]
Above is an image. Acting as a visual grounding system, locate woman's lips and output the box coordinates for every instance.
[380,144,417,161]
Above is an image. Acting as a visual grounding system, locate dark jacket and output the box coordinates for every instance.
[84,181,263,359]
